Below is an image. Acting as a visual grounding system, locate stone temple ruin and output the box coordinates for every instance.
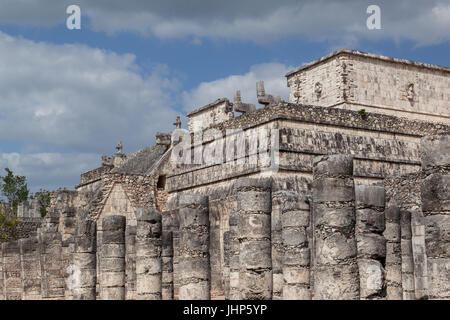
[1,48,449,300]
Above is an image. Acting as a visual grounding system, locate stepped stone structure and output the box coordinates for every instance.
[0,49,449,300]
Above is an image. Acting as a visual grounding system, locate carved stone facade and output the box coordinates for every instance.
[1,49,449,300]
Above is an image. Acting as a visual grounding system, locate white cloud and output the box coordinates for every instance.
[0,31,183,190]
[0,31,180,154]
[0,152,99,192]
[1,0,449,45]
[182,62,292,113]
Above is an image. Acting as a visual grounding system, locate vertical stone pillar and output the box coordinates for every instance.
[270,188,285,300]
[136,208,162,300]
[420,133,450,299]
[312,154,359,300]
[355,184,386,299]
[72,218,97,300]
[162,195,178,300]
[0,245,4,300]
[1,241,22,300]
[163,195,179,300]
[100,215,126,300]
[61,208,76,299]
[400,211,415,300]
[19,236,42,300]
[38,227,65,299]
[281,191,311,300]
[235,178,272,300]
[228,210,241,300]
[223,231,231,299]
[178,194,210,300]
[384,204,402,299]
[162,231,173,300]
[125,226,136,300]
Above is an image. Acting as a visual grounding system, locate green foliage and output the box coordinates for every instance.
[358,108,367,118]
[0,168,29,214]
[0,204,19,242]
[33,189,51,217]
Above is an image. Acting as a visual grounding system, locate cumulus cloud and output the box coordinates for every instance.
[0,152,99,192]
[0,31,180,154]
[0,31,181,190]
[0,0,449,45]
[182,62,292,113]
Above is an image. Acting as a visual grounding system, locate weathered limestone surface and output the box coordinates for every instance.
[0,245,3,300]
[383,204,402,299]
[161,231,173,300]
[281,191,311,300]
[178,194,210,300]
[355,184,386,299]
[125,226,136,300]
[235,178,272,300]
[2,241,22,300]
[162,195,178,300]
[72,216,97,300]
[312,154,359,299]
[420,134,450,299]
[38,227,65,299]
[100,215,126,300]
[227,210,240,300]
[19,236,42,300]
[136,208,162,300]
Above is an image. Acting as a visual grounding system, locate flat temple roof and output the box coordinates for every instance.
[285,48,450,77]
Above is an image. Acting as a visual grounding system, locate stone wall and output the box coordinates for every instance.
[286,49,450,124]
[0,134,448,300]
[187,98,234,132]
[167,102,449,192]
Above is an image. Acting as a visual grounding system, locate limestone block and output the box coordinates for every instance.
[313,264,360,300]
[358,259,385,299]
[421,174,450,213]
[355,185,386,208]
[356,209,385,233]
[420,134,450,170]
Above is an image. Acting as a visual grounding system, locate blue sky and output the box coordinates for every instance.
[0,0,449,192]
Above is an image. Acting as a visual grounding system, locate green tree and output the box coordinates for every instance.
[0,204,19,242]
[0,168,29,214]
[32,189,51,217]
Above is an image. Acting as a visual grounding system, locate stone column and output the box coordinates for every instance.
[420,133,450,299]
[19,236,42,300]
[223,231,231,299]
[312,154,359,300]
[178,194,210,300]
[0,245,4,300]
[125,226,136,300]
[1,241,22,300]
[162,231,174,300]
[163,195,179,300]
[235,178,272,300]
[38,227,65,299]
[384,204,402,299]
[400,211,415,299]
[355,184,386,299]
[61,208,76,299]
[281,191,311,300]
[136,208,162,300]
[270,188,285,300]
[228,210,240,300]
[72,218,97,300]
[100,215,126,300]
